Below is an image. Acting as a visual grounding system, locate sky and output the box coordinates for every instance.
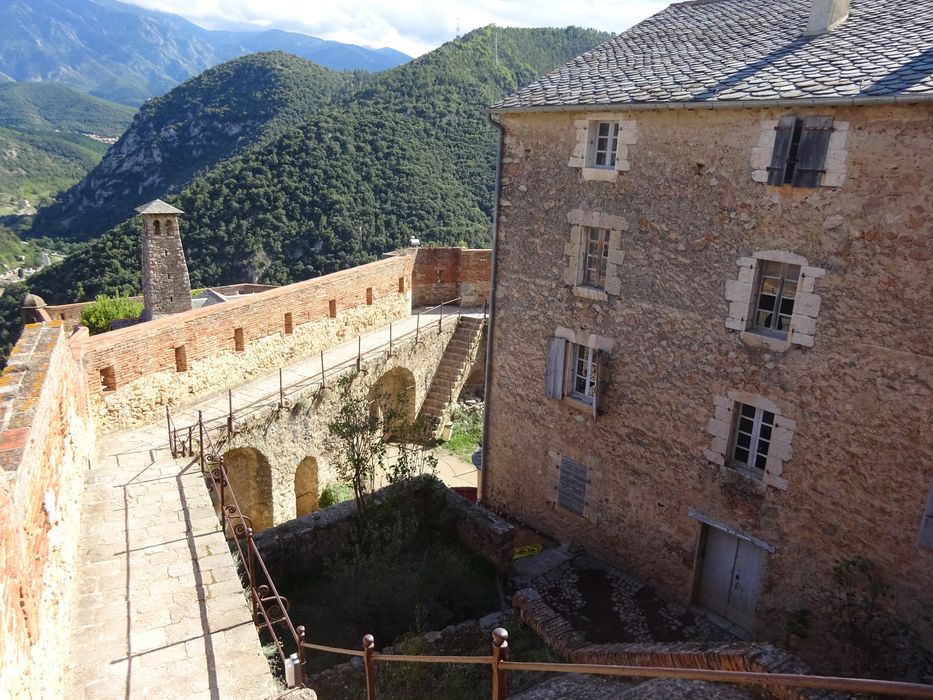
[123,0,673,57]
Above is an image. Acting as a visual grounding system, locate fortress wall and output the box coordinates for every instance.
[412,248,492,308]
[79,254,417,433]
[0,322,93,698]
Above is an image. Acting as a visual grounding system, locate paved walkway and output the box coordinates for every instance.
[64,308,483,698]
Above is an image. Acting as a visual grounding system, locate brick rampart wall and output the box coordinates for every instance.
[412,248,491,308]
[0,323,93,698]
[80,255,416,432]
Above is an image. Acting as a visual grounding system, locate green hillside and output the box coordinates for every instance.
[0,83,135,215]
[27,27,611,303]
[30,52,353,240]
[0,82,135,135]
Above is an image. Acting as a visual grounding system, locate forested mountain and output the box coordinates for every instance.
[31,53,351,239]
[0,0,410,105]
[27,26,611,303]
[0,82,134,214]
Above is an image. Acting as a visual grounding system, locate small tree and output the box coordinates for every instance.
[324,376,388,515]
[80,294,143,335]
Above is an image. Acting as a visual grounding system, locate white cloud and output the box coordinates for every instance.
[123,0,671,57]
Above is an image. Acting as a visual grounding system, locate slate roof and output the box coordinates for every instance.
[135,199,184,215]
[491,0,933,111]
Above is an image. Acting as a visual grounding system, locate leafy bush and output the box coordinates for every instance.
[441,404,483,459]
[318,482,353,508]
[79,294,142,334]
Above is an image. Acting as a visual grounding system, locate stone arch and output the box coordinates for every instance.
[368,366,416,441]
[295,457,319,517]
[221,447,273,532]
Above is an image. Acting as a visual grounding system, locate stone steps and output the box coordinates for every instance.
[416,317,485,429]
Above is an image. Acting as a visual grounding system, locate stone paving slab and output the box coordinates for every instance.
[64,310,485,699]
[64,426,279,699]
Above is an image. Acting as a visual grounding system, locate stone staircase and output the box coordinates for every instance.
[417,315,485,436]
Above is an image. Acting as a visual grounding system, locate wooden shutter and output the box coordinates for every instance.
[545,337,566,399]
[791,116,834,188]
[592,350,609,419]
[557,456,587,516]
[919,485,933,550]
[766,116,797,186]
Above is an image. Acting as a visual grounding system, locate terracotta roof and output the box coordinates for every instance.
[135,199,184,215]
[491,0,933,111]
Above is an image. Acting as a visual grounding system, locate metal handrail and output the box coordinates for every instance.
[298,629,933,700]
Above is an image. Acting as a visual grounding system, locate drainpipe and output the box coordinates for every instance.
[479,113,504,504]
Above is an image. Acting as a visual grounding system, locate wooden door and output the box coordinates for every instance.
[727,539,765,631]
[697,527,737,618]
[696,526,765,632]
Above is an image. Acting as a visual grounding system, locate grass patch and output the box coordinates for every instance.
[440,405,483,460]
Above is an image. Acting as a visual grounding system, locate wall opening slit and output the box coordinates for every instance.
[284,312,293,335]
[174,345,187,372]
[234,327,245,352]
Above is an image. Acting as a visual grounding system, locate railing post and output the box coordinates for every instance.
[246,528,257,626]
[198,410,205,472]
[415,313,420,345]
[438,301,443,333]
[458,295,463,319]
[320,350,326,388]
[166,406,173,455]
[357,336,362,371]
[227,389,234,438]
[363,634,376,700]
[279,368,284,408]
[296,625,306,688]
[219,457,226,533]
[492,627,508,700]
[389,321,393,355]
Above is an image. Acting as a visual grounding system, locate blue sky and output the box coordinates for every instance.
[124,0,672,56]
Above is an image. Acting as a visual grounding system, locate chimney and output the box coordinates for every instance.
[805,0,850,35]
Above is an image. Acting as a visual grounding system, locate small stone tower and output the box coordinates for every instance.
[136,199,192,321]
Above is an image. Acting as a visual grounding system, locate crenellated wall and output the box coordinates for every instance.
[0,323,93,699]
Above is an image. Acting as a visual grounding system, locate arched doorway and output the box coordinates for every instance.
[295,457,319,517]
[221,447,273,532]
[368,367,416,441]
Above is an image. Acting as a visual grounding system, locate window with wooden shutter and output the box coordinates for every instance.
[545,337,566,399]
[557,456,587,516]
[767,115,834,187]
[766,116,797,186]
[592,350,608,419]
[791,116,834,188]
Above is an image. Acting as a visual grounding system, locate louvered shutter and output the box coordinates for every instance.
[592,350,609,419]
[545,337,566,399]
[557,457,587,516]
[767,116,797,186]
[791,116,834,188]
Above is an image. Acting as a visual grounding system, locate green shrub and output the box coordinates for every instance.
[318,482,353,508]
[79,294,142,334]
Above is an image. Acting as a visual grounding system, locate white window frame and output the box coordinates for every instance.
[729,404,775,478]
[751,261,800,339]
[589,121,619,169]
[581,226,610,289]
[570,343,598,405]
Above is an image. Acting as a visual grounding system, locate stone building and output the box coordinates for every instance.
[482,0,933,642]
[136,198,192,320]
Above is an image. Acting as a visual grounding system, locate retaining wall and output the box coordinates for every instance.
[412,248,492,308]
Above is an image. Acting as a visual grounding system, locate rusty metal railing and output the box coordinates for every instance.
[175,410,308,686]
[302,627,933,699]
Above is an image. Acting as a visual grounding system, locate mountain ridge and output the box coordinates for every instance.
[0,0,411,105]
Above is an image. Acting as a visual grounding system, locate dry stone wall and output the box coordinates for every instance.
[485,104,933,643]
[0,323,93,699]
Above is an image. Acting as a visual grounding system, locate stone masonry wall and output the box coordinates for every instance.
[0,323,93,698]
[412,248,492,308]
[485,104,933,642]
[80,255,415,433]
[218,317,458,526]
